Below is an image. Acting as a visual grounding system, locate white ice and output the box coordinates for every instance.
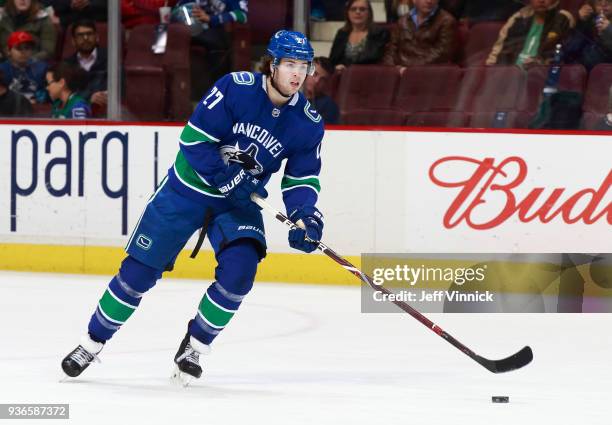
[0,271,610,425]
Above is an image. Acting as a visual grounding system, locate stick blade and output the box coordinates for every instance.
[478,346,533,374]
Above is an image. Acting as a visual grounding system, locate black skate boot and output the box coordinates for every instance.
[61,334,104,377]
[172,332,210,386]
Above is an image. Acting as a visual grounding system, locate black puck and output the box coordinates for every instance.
[492,396,509,403]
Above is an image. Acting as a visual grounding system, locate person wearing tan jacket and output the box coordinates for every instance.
[382,0,456,67]
[486,0,575,67]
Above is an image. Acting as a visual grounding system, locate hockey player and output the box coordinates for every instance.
[61,30,325,383]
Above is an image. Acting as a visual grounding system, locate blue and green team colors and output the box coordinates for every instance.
[167,71,325,216]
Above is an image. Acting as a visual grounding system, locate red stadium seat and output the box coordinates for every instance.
[584,64,612,113]
[455,66,525,113]
[520,64,587,113]
[467,111,531,129]
[336,65,400,113]
[249,0,288,44]
[461,21,504,66]
[124,24,192,121]
[559,0,582,18]
[393,65,462,112]
[581,112,607,130]
[404,112,467,128]
[342,109,405,125]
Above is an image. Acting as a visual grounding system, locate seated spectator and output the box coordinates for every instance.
[44,1,107,28]
[486,0,575,67]
[0,0,57,61]
[121,0,178,28]
[46,62,91,118]
[329,0,390,71]
[47,0,107,28]
[439,0,523,23]
[383,0,456,67]
[304,57,340,124]
[0,31,48,103]
[0,68,33,115]
[566,0,612,70]
[172,1,248,88]
[63,18,107,108]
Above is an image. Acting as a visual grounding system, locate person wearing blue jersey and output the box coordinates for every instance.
[61,30,325,384]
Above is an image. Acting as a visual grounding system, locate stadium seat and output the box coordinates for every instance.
[124,24,191,121]
[342,109,405,125]
[468,111,531,129]
[336,65,400,115]
[560,0,583,18]
[404,112,467,128]
[392,65,462,113]
[581,112,607,130]
[455,65,525,114]
[250,0,288,44]
[583,64,612,113]
[461,21,504,66]
[520,64,587,113]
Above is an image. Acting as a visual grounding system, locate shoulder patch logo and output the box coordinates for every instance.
[231,72,255,85]
[304,101,322,123]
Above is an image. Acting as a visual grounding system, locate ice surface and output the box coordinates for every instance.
[0,271,610,425]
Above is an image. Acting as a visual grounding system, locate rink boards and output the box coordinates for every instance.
[0,121,610,284]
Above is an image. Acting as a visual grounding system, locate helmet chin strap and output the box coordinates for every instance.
[270,66,292,99]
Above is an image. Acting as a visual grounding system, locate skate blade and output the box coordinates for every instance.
[171,365,194,387]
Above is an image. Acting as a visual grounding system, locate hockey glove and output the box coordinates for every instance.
[213,164,268,211]
[288,206,324,253]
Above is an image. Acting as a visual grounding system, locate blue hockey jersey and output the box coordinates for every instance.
[167,71,324,215]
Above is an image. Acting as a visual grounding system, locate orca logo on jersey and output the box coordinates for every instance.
[220,143,264,175]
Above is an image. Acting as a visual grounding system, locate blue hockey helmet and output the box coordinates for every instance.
[267,30,315,75]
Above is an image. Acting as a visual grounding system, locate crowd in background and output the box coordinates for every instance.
[0,0,609,128]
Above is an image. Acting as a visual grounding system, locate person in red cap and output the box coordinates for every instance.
[0,0,57,61]
[0,30,48,104]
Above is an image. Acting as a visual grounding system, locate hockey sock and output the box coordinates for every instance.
[88,256,163,341]
[189,239,260,345]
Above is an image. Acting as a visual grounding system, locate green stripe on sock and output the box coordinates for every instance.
[199,293,236,328]
[99,289,136,323]
[281,176,321,193]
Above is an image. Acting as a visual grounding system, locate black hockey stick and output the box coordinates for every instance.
[251,194,533,374]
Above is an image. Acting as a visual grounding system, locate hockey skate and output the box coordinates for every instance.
[61,334,104,378]
[171,332,210,387]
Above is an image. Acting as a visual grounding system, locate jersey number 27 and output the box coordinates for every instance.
[203,86,224,110]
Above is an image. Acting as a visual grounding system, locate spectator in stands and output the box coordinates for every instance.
[439,0,523,23]
[172,1,248,87]
[383,0,456,67]
[486,0,575,67]
[304,56,340,124]
[566,0,612,70]
[0,0,57,61]
[47,0,107,28]
[121,0,178,28]
[0,30,48,103]
[63,18,107,108]
[0,68,33,115]
[46,62,91,118]
[329,0,390,71]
